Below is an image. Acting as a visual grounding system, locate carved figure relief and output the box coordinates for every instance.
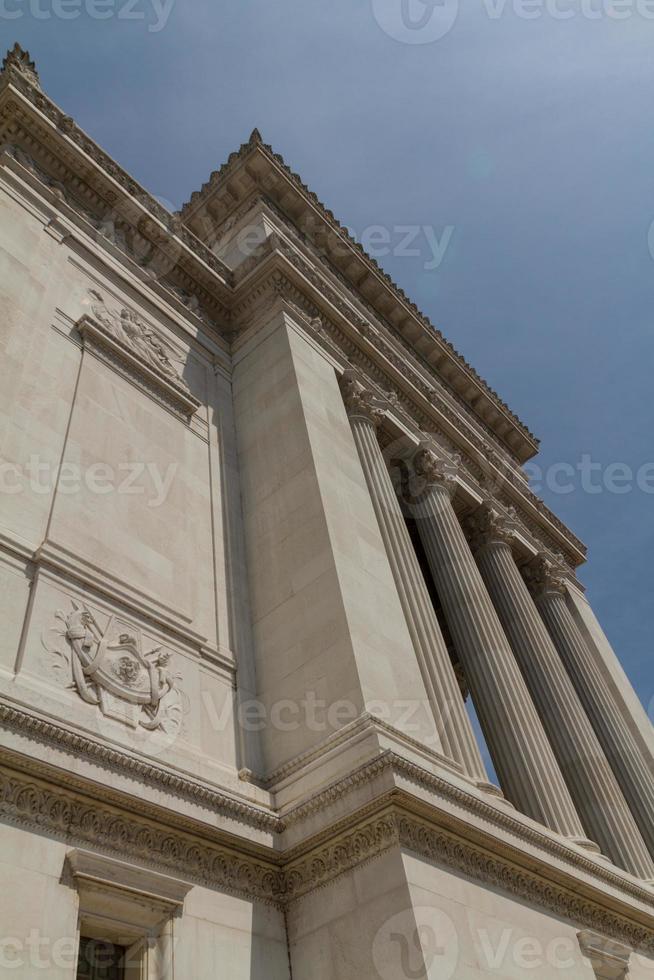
[44,601,184,733]
[88,291,188,389]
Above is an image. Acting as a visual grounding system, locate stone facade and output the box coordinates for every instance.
[0,42,653,979]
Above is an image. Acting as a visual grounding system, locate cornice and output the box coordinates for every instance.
[0,702,277,834]
[179,131,539,462]
[2,703,650,913]
[0,763,286,905]
[2,761,653,952]
[244,200,533,467]
[279,749,654,908]
[0,64,233,320]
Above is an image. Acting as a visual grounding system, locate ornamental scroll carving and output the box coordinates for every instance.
[44,601,184,734]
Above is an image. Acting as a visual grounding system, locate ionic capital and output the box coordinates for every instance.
[339,372,384,427]
[523,553,568,599]
[465,501,518,554]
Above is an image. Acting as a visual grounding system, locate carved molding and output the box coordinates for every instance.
[76,295,200,419]
[1,764,653,951]
[0,703,278,834]
[0,766,285,905]
[338,370,384,426]
[578,930,632,979]
[464,500,519,553]
[413,446,459,495]
[3,703,652,915]
[523,552,568,598]
[280,749,654,905]
[395,814,654,955]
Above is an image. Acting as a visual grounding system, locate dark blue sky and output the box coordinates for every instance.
[7,0,653,718]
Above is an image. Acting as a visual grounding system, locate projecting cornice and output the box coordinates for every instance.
[0,46,233,327]
[2,755,654,953]
[180,128,540,464]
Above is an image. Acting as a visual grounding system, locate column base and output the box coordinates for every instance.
[569,836,603,855]
[475,779,508,801]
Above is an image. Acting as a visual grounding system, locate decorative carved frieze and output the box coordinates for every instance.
[76,292,200,419]
[0,703,278,833]
[1,763,653,952]
[395,814,653,955]
[0,767,285,906]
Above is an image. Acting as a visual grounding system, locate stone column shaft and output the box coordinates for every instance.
[471,511,654,880]
[411,451,588,841]
[527,555,654,863]
[340,376,487,782]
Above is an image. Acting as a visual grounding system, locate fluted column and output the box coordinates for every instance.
[339,374,488,784]
[410,448,591,842]
[526,554,654,862]
[468,504,654,879]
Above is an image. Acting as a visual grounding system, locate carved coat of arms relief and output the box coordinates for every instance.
[45,600,184,734]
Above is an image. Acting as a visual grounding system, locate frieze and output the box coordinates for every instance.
[76,291,201,419]
[0,767,285,906]
[1,763,653,951]
[0,703,278,833]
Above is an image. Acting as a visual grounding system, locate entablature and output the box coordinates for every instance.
[180,129,540,464]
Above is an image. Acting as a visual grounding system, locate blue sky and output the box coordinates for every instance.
[7,0,654,720]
